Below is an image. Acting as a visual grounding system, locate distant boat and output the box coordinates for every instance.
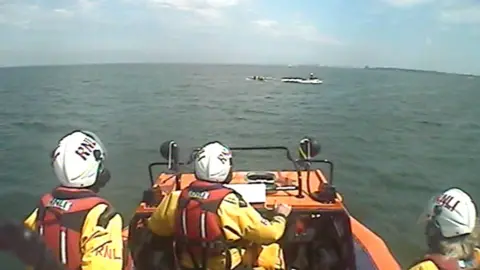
[281,77,323,84]
[281,73,323,84]
[246,76,267,81]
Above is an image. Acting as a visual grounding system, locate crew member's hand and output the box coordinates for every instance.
[274,203,292,217]
[0,220,23,251]
[0,219,65,270]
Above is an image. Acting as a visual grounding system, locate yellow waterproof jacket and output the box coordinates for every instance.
[409,248,480,270]
[148,188,287,269]
[24,188,125,270]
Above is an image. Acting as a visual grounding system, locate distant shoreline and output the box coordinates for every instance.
[363,66,478,77]
[0,62,478,77]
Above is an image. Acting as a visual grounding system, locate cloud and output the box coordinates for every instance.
[253,19,278,29]
[77,0,99,11]
[380,0,480,24]
[425,36,432,46]
[440,6,480,24]
[146,0,243,20]
[0,4,42,29]
[0,0,341,49]
[0,0,342,68]
[252,19,342,45]
[53,9,74,18]
[130,0,342,46]
[149,0,240,10]
[381,0,434,7]
[0,0,117,31]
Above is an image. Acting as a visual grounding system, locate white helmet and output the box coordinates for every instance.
[423,188,477,238]
[51,130,108,188]
[194,142,233,183]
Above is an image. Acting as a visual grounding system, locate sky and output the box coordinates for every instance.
[0,0,479,74]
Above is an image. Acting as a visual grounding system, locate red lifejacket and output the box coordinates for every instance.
[174,181,233,259]
[35,186,132,270]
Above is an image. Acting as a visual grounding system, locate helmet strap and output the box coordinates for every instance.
[223,169,233,184]
[89,150,110,192]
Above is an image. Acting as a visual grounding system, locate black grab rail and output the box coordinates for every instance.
[147,137,334,200]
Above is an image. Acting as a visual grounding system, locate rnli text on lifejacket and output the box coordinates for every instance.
[47,198,73,211]
[187,190,210,200]
[94,244,122,260]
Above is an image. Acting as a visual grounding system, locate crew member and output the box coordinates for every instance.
[23,130,132,270]
[409,187,480,270]
[148,141,292,270]
[0,220,65,270]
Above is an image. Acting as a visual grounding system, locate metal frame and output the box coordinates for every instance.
[147,144,334,199]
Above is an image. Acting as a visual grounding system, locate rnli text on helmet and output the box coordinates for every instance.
[436,194,460,212]
[75,136,97,161]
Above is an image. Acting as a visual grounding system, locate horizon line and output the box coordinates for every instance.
[0,61,477,77]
